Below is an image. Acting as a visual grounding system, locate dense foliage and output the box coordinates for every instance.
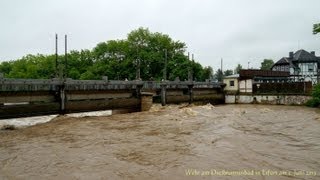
[0,28,213,81]
[260,59,274,70]
[313,23,320,34]
[213,68,234,82]
[234,64,242,74]
[306,83,320,107]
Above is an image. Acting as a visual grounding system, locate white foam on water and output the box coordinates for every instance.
[66,110,112,118]
[179,108,198,116]
[201,103,215,110]
[0,115,58,129]
[0,110,113,129]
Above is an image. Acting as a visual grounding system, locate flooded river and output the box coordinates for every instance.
[0,104,319,179]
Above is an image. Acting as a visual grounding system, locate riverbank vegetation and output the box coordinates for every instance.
[0,28,213,81]
[306,83,320,107]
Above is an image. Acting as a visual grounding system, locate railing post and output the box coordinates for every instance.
[161,84,167,106]
[0,73,3,105]
[60,84,66,114]
[136,84,143,98]
[188,84,194,104]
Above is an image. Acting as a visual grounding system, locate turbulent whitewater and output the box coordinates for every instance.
[0,104,319,179]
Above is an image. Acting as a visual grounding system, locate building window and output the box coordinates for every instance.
[230,80,234,87]
[308,64,314,72]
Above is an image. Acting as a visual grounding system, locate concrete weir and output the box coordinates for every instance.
[0,78,224,119]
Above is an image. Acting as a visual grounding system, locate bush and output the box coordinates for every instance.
[306,84,320,107]
[312,83,320,97]
[306,98,320,107]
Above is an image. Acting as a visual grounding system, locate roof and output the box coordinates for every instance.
[239,69,290,79]
[272,49,320,69]
[292,49,319,62]
[275,57,289,65]
[224,74,239,79]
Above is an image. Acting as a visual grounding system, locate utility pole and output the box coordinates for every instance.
[163,49,167,80]
[136,48,140,80]
[191,54,194,81]
[55,34,58,78]
[248,61,250,69]
[221,58,223,82]
[64,35,68,78]
[187,52,191,81]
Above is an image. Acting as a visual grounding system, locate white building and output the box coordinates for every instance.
[271,49,320,84]
[223,74,239,94]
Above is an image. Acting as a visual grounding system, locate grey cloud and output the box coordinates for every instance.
[0,0,319,72]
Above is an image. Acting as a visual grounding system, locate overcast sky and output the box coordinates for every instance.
[1,0,319,71]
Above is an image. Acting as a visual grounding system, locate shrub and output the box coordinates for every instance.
[312,83,320,97]
[306,84,320,107]
[306,97,320,107]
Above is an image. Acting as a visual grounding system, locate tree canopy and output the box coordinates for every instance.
[214,68,233,82]
[260,59,274,70]
[224,70,233,76]
[313,23,320,34]
[0,27,213,81]
[234,64,242,74]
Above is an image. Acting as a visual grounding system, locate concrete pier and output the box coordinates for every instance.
[160,84,167,106]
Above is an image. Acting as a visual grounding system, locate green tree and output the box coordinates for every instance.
[0,61,12,76]
[214,69,223,82]
[260,59,274,70]
[202,66,214,80]
[126,27,188,80]
[167,53,190,81]
[0,27,211,81]
[313,23,320,34]
[80,69,96,80]
[224,70,233,76]
[234,64,242,74]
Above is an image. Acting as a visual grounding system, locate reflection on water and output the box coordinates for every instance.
[0,104,319,179]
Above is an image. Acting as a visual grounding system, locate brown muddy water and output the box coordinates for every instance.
[0,104,320,180]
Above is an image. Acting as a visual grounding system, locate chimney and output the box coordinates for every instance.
[289,52,294,58]
[311,51,315,56]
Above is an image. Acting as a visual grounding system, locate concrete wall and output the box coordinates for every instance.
[0,90,140,119]
[165,88,224,104]
[66,97,140,113]
[225,94,311,105]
